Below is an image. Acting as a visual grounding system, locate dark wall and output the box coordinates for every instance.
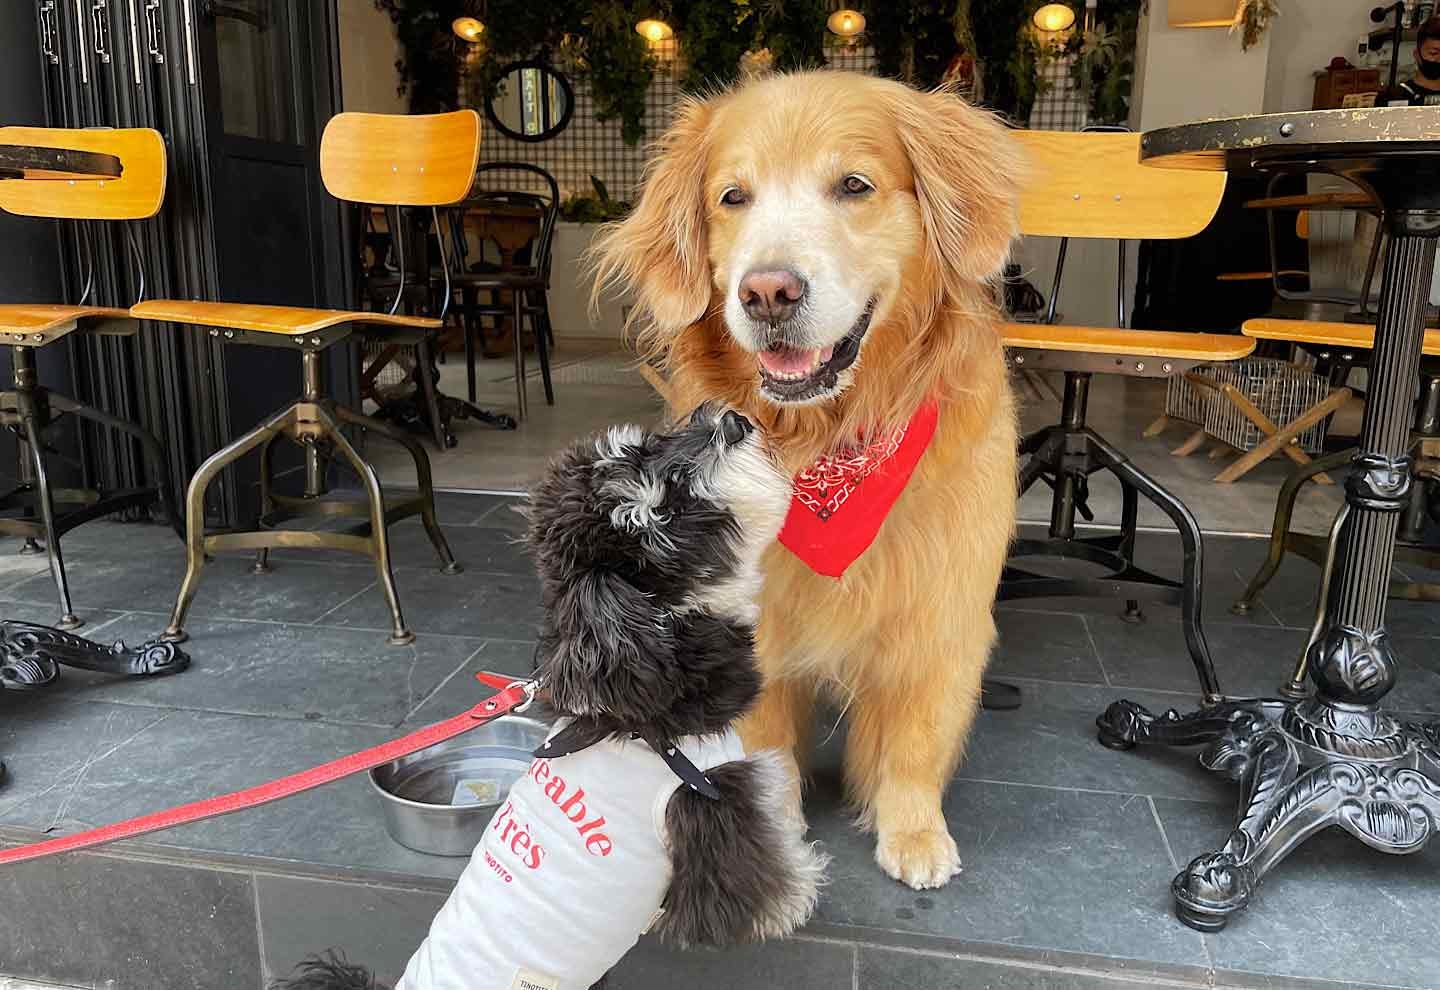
[0,4,61,480]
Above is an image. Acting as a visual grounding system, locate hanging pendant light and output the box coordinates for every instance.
[1032,4,1077,33]
[827,9,867,38]
[635,18,674,43]
[451,16,485,42]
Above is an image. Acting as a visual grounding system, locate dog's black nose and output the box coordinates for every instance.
[739,269,806,323]
[720,410,753,446]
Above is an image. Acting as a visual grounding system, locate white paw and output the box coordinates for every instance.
[875,827,962,890]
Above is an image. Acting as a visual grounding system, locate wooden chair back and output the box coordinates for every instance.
[0,127,166,220]
[1014,130,1227,241]
[320,110,481,207]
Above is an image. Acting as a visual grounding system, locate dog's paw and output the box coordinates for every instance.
[875,827,962,889]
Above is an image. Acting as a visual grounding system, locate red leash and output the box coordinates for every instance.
[0,673,537,868]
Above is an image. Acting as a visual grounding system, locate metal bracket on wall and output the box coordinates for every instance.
[143,0,164,63]
[90,0,111,63]
[39,0,61,64]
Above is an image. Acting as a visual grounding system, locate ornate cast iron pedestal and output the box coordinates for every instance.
[0,619,189,789]
[1096,146,1440,930]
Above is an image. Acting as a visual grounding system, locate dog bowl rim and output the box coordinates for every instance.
[367,714,551,812]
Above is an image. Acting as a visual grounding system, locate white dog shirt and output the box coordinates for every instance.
[396,727,745,990]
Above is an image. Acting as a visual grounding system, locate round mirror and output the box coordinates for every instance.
[483,61,574,143]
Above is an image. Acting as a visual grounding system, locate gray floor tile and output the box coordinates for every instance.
[256,874,444,986]
[0,850,261,990]
[992,610,1107,685]
[387,520,532,574]
[2,707,466,881]
[1084,613,1301,698]
[857,947,1194,989]
[53,615,485,727]
[1153,797,1440,990]
[402,638,539,725]
[962,682,1231,805]
[0,598,126,632]
[0,697,177,832]
[1,545,380,627]
[807,779,1209,968]
[323,567,543,641]
[606,936,855,990]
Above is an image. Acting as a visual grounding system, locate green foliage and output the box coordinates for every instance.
[372,0,466,112]
[584,2,656,145]
[561,174,634,222]
[864,0,962,88]
[669,0,826,92]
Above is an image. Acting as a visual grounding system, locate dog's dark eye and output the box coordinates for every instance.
[719,186,748,207]
[839,174,873,197]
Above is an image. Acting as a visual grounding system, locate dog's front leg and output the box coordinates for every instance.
[844,624,991,889]
[737,674,814,826]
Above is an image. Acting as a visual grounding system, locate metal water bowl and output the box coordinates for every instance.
[369,716,550,856]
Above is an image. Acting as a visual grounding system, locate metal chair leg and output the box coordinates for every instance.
[414,337,449,449]
[337,404,462,575]
[252,431,282,575]
[1093,435,1222,703]
[462,286,478,405]
[315,406,414,646]
[48,391,183,543]
[512,290,528,420]
[532,289,554,406]
[1232,446,1356,615]
[163,406,294,643]
[20,412,79,629]
[1118,480,1143,623]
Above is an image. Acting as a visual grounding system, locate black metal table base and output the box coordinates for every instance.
[0,620,189,691]
[1097,695,1440,930]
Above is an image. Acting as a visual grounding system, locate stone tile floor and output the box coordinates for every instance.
[0,494,1437,989]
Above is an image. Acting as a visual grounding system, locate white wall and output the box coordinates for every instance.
[337,0,407,114]
[1131,0,1271,131]
[1264,0,1374,111]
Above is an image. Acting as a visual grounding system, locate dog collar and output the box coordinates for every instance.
[536,723,722,800]
[779,400,940,578]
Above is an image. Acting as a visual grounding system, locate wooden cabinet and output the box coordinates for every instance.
[1313,68,1382,109]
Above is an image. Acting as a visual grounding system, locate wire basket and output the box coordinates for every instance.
[1164,369,1211,426]
[1203,357,1332,454]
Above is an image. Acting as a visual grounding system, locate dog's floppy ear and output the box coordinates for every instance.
[538,569,679,721]
[590,95,715,336]
[888,85,1025,297]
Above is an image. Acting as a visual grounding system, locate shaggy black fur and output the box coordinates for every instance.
[526,404,765,741]
[269,952,385,989]
[657,759,813,948]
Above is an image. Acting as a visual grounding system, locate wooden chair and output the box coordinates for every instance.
[133,111,479,647]
[0,126,178,629]
[1232,318,1440,620]
[1001,129,1255,704]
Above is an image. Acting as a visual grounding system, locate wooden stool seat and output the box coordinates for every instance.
[131,299,438,342]
[1244,318,1440,354]
[1003,324,1255,378]
[0,305,132,346]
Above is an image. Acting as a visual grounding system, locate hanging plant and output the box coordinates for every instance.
[754,0,828,74]
[584,1,656,145]
[865,0,965,89]
[1235,0,1279,51]
[372,0,467,113]
[671,0,759,91]
[1070,2,1140,124]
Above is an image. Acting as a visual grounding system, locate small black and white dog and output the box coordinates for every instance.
[273,405,825,990]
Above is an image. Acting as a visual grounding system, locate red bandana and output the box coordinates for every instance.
[778,401,940,578]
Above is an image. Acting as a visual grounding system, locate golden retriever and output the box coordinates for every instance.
[593,70,1023,889]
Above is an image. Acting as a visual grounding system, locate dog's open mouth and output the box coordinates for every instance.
[756,298,876,402]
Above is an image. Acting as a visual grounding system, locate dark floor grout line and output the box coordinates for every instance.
[1079,614,1113,687]
[307,580,380,626]
[112,608,499,645]
[252,873,270,990]
[1147,795,1182,874]
[402,643,490,723]
[56,694,409,730]
[818,934,1215,988]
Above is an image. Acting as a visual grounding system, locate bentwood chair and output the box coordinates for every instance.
[0,126,178,629]
[133,111,478,647]
[999,128,1255,704]
[449,162,561,419]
